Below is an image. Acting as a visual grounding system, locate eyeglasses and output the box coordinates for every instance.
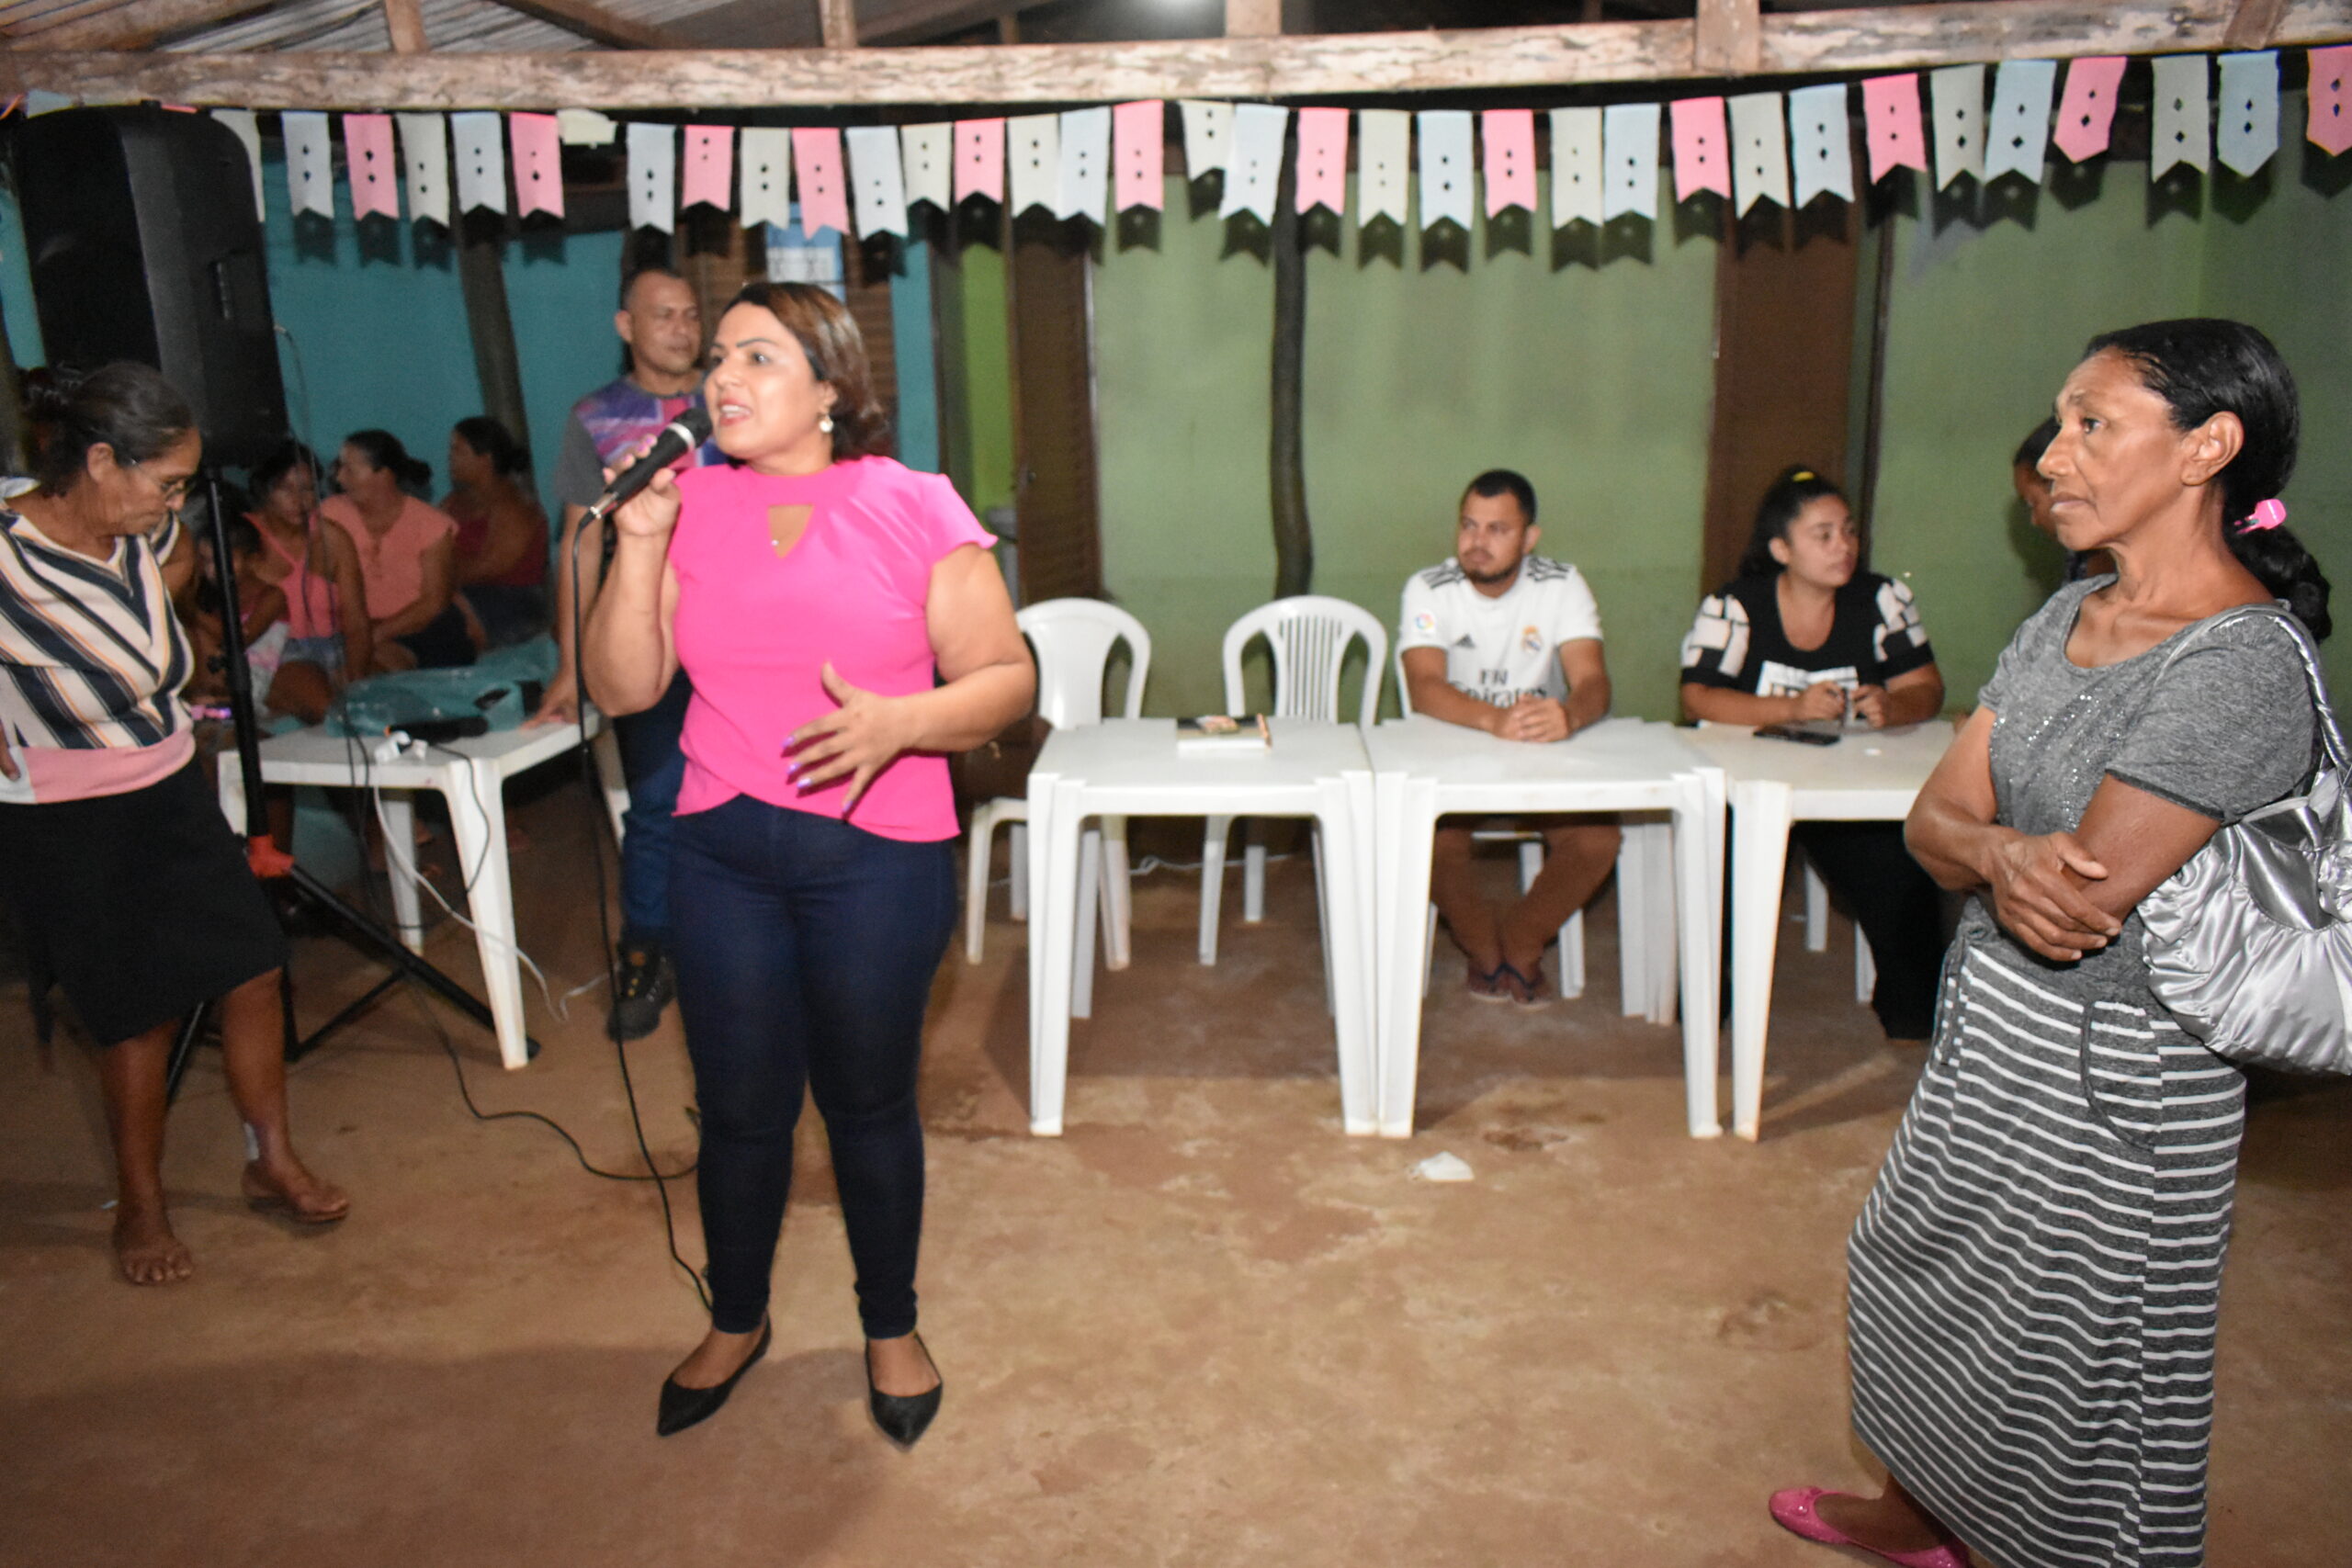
[122,457,193,506]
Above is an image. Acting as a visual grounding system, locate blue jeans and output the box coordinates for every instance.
[670,794,958,1337]
[613,671,690,947]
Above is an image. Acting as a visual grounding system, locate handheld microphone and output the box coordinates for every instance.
[583,406,713,528]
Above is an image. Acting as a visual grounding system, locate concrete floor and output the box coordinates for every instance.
[2,786,2346,1568]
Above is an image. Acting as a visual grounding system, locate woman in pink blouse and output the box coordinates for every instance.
[585,282,1033,1443]
[322,431,471,671]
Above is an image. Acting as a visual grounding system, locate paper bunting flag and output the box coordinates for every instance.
[1601,102,1660,220]
[1053,107,1110,225]
[2052,56,2126,163]
[508,112,561,218]
[625,122,673,231]
[735,129,790,229]
[1113,101,1165,212]
[682,126,733,212]
[556,109,616,147]
[2152,55,2212,177]
[1416,110,1474,231]
[1481,108,1537,217]
[956,118,1005,204]
[1984,59,2057,185]
[281,112,334,219]
[1929,65,1986,187]
[1006,114,1058,218]
[452,111,507,216]
[1222,104,1288,223]
[343,114,399,219]
[2313,47,2352,155]
[844,125,908,237]
[1549,107,1602,228]
[1860,75,1926,183]
[1788,84,1855,207]
[209,109,265,218]
[2217,51,2279,175]
[1727,92,1790,214]
[901,124,953,213]
[793,127,851,237]
[1294,107,1347,216]
[1358,109,1410,226]
[1669,97,1731,202]
[1180,100,1233,179]
[395,113,449,226]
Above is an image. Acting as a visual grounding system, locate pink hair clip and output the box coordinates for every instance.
[2239,498,2289,533]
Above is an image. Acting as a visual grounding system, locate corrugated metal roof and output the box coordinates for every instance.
[0,0,759,53]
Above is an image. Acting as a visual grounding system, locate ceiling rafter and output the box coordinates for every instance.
[484,0,691,50]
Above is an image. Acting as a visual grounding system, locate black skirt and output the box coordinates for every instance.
[0,760,288,1045]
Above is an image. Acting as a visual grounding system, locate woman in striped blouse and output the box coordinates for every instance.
[1772,321,2328,1568]
[0,364,346,1286]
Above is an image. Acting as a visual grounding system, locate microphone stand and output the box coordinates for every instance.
[164,467,532,1100]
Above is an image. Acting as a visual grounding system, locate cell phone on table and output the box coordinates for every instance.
[1756,721,1842,746]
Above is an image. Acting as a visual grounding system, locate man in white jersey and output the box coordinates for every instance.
[1397,469,1621,1004]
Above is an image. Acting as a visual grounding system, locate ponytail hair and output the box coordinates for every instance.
[23,362,198,495]
[1736,465,1847,581]
[342,428,433,493]
[2084,319,2330,640]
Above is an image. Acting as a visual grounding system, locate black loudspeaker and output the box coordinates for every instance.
[12,106,288,468]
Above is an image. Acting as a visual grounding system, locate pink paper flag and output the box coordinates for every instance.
[2052,56,2128,163]
[344,113,400,219]
[2311,46,2352,155]
[1113,100,1164,211]
[1295,107,1349,215]
[793,127,850,237]
[956,118,1005,203]
[682,125,733,211]
[507,112,562,218]
[1481,108,1538,215]
[1668,97,1731,200]
[1860,75,1928,182]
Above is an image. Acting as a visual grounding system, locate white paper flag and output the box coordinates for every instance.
[1549,107,1602,229]
[556,109,616,147]
[1008,114,1058,217]
[2217,51,2279,175]
[900,124,953,212]
[281,111,334,219]
[1727,92,1791,215]
[1787,84,1855,206]
[1358,109,1410,226]
[1930,64,1986,188]
[1601,103,1660,220]
[739,128,793,229]
[1180,100,1233,179]
[625,123,675,232]
[842,125,908,238]
[210,109,266,219]
[1415,109,1475,231]
[451,111,507,215]
[1215,104,1286,223]
[1984,59,2059,184]
[1056,107,1111,224]
[2152,55,2212,177]
[395,113,450,227]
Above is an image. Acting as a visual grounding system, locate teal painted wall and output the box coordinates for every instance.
[0,186,45,370]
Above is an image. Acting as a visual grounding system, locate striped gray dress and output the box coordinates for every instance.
[1848,580,2316,1568]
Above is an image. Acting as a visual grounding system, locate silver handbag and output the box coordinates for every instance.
[2140,604,2352,1075]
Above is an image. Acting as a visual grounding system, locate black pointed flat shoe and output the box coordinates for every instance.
[656,1320,771,1438]
[865,1334,943,1449]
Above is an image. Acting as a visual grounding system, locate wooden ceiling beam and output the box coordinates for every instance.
[858,0,1040,47]
[6,0,274,51]
[7,1,2350,110]
[820,0,858,48]
[485,0,693,50]
[2224,0,2292,47]
[1693,0,1762,75]
[382,0,428,54]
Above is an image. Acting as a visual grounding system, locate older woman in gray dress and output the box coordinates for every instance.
[1770,319,2330,1568]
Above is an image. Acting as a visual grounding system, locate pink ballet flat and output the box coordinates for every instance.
[1768,1488,1969,1568]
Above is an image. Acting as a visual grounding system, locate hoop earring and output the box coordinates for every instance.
[818,412,835,435]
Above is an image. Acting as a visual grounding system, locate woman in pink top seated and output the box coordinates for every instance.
[322,430,472,671]
[585,282,1033,1443]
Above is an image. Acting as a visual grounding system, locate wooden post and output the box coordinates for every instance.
[1694,0,1761,75]
[457,225,532,457]
[820,0,858,49]
[381,0,427,54]
[2224,0,2290,48]
[1270,133,1310,601]
[1225,0,1280,38]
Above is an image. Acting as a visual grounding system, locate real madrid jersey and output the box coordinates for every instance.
[1397,556,1603,708]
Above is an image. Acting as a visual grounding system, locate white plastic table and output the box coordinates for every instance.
[1025,717,1377,1136]
[1680,721,1955,1140]
[1363,717,1725,1140]
[216,718,593,1070]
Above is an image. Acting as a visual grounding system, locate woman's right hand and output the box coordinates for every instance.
[1789,682,1847,723]
[1982,829,2122,962]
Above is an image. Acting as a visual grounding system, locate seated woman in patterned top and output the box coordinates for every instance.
[1678,466,1946,1040]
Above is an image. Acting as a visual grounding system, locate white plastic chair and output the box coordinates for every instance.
[1199,596,1385,965]
[966,600,1150,966]
[1798,849,1876,1000]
